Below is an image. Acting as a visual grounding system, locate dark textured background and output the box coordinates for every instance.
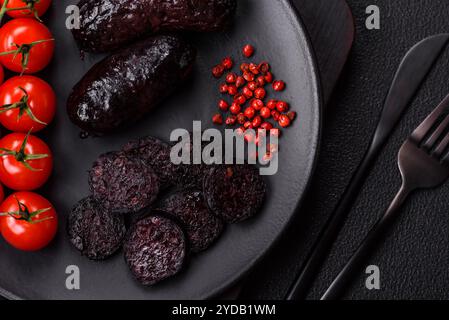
[240,0,449,300]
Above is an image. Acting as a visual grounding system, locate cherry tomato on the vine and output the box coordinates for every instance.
[0,183,4,203]
[0,18,54,74]
[0,76,56,132]
[0,65,4,85]
[0,132,53,191]
[0,192,58,251]
[0,0,52,20]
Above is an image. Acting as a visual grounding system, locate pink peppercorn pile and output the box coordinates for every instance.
[211,44,298,157]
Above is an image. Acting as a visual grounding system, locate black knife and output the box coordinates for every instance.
[286,33,449,300]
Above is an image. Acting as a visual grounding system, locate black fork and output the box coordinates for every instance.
[321,94,449,300]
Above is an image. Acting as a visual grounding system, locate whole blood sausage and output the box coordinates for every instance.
[72,0,237,53]
[67,35,196,134]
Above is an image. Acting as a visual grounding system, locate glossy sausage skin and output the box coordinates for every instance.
[73,0,237,53]
[67,35,196,134]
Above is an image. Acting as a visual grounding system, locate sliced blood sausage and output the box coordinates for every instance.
[124,215,186,286]
[122,136,182,188]
[160,189,224,252]
[67,35,196,134]
[73,0,237,53]
[68,196,126,260]
[203,165,266,223]
[89,152,160,214]
[171,131,213,189]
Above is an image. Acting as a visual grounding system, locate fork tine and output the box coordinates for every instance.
[422,113,449,151]
[411,93,449,143]
[433,131,449,159]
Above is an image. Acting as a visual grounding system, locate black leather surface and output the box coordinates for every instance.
[240,0,449,300]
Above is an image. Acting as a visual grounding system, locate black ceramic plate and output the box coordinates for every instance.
[0,0,321,299]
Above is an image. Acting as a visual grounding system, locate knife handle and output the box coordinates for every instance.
[285,142,380,300]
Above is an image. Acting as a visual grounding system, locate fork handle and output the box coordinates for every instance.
[320,185,411,300]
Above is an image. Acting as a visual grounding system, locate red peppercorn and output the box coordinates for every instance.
[268,143,279,154]
[236,127,245,136]
[227,85,238,96]
[234,94,247,105]
[212,64,224,78]
[254,134,261,147]
[266,99,277,110]
[273,80,286,91]
[240,63,250,72]
[252,115,262,128]
[244,131,255,143]
[261,122,274,130]
[244,107,256,119]
[259,62,270,74]
[212,113,223,125]
[226,72,237,84]
[244,121,253,130]
[262,152,273,162]
[242,86,253,99]
[264,72,273,83]
[243,44,255,58]
[235,76,245,88]
[260,107,271,119]
[230,103,241,115]
[249,63,260,75]
[271,110,280,121]
[225,116,237,125]
[219,83,228,94]
[251,98,264,111]
[237,113,247,125]
[247,81,257,91]
[278,114,291,127]
[218,99,229,111]
[254,87,266,99]
[222,57,233,70]
[256,76,265,87]
[276,101,289,112]
[287,111,297,121]
[270,128,281,137]
[243,71,255,82]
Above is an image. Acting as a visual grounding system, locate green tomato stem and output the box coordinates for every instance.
[0,198,51,223]
[0,39,54,75]
[0,130,49,171]
[0,87,47,125]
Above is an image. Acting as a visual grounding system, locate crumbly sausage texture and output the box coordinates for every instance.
[124,215,186,286]
[203,165,266,223]
[68,196,126,260]
[160,189,224,252]
[73,0,237,52]
[67,35,196,134]
[89,152,160,214]
[122,136,183,188]
[171,131,213,189]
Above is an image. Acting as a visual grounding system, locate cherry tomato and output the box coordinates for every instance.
[0,76,56,132]
[0,19,54,74]
[0,65,4,85]
[0,0,51,19]
[0,183,4,203]
[0,132,53,191]
[0,192,58,251]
